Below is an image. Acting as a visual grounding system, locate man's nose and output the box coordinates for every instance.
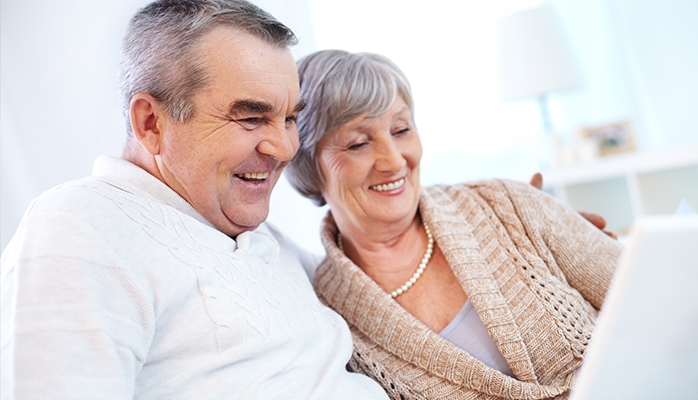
[257,122,298,161]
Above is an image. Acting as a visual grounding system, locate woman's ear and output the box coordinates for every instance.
[129,93,165,156]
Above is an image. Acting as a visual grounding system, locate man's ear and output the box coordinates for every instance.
[129,93,166,156]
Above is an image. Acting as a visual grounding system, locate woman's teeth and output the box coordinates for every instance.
[236,172,269,180]
[370,178,405,192]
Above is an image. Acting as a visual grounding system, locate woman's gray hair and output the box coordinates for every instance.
[286,50,414,207]
[118,0,297,135]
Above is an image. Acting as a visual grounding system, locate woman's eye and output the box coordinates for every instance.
[348,142,367,150]
[393,127,410,136]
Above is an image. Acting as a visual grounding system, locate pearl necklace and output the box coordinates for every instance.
[337,217,434,299]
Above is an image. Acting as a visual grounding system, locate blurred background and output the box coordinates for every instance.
[2,0,697,255]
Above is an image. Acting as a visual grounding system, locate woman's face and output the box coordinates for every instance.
[317,96,422,231]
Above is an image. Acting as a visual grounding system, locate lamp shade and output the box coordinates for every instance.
[498,3,584,101]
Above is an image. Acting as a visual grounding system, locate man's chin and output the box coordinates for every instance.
[222,209,269,237]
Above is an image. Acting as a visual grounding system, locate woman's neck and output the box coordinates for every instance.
[336,213,429,290]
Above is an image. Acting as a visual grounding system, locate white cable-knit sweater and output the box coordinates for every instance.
[1,156,387,399]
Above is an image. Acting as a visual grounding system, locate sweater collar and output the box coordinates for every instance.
[90,156,281,258]
[92,155,215,230]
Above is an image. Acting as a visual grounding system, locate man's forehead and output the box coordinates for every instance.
[199,26,285,58]
[195,27,300,112]
[200,27,297,78]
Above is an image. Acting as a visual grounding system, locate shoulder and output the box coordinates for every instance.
[423,178,538,208]
[7,178,138,257]
[11,177,133,251]
[426,178,535,195]
[9,175,231,269]
[420,179,561,240]
[25,175,134,219]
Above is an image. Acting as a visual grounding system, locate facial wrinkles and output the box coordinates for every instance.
[319,132,381,225]
[224,101,300,181]
[316,136,352,217]
[195,93,300,168]
[157,124,218,208]
[200,34,300,154]
[224,78,301,158]
[182,89,239,143]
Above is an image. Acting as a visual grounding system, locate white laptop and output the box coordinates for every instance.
[570,214,698,400]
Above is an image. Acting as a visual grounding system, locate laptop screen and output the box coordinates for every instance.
[570,215,698,400]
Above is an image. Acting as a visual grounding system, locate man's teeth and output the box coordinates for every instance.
[371,178,405,192]
[237,172,270,180]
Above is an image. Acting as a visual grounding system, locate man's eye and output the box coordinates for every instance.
[393,127,409,136]
[235,117,263,129]
[285,115,297,125]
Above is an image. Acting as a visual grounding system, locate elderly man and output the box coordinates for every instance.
[0,1,387,398]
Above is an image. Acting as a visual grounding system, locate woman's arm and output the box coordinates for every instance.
[504,180,623,309]
[529,172,617,239]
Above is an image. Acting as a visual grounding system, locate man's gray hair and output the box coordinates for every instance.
[118,0,297,134]
[286,50,414,207]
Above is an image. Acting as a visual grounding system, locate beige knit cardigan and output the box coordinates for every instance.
[313,179,622,400]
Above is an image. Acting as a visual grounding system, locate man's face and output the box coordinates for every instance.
[155,27,302,237]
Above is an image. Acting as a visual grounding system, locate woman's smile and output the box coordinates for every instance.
[369,177,406,193]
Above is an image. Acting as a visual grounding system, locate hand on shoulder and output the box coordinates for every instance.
[529,173,618,239]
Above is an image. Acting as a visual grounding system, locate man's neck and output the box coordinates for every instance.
[121,137,164,183]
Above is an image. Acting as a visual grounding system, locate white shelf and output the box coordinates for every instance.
[544,146,698,187]
[543,146,698,235]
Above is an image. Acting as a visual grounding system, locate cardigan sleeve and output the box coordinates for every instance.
[499,180,622,310]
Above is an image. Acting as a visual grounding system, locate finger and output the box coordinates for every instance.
[604,230,618,240]
[529,173,543,190]
[578,211,607,230]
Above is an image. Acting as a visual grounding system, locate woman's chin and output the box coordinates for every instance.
[365,205,419,226]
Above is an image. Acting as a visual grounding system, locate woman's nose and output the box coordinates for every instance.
[373,138,405,172]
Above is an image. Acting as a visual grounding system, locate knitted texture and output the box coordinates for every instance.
[314,179,622,399]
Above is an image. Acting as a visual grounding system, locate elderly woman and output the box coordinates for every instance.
[285,50,622,400]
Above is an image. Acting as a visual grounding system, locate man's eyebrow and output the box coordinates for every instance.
[226,99,307,117]
[227,99,273,117]
[293,99,307,113]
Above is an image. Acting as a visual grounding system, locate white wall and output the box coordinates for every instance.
[3,0,698,254]
[1,0,148,251]
[609,0,698,150]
